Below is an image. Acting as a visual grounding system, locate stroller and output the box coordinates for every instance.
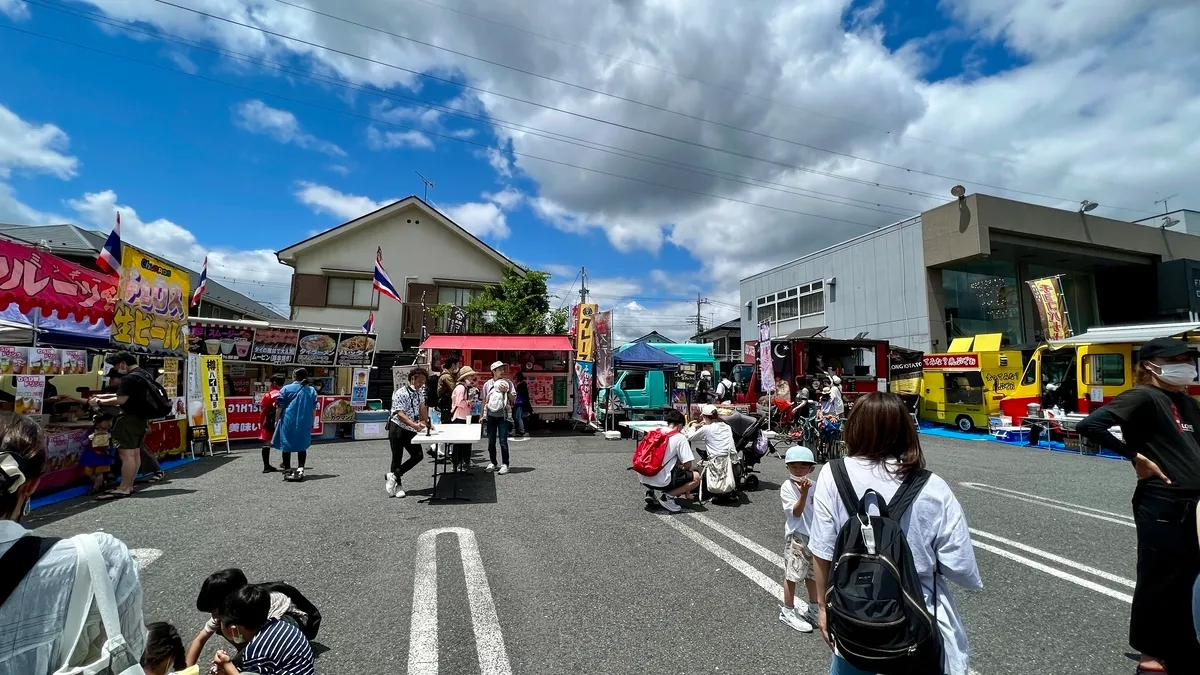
[697,413,768,498]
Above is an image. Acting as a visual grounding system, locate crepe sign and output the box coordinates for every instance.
[190,322,254,361]
[112,246,188,354]
[251,327,300,365]
[574,303,597,362]
[0,238,117,325]
[336,333,377,366]
[296,330,338,366]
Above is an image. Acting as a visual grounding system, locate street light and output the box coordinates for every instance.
[1079,200,1098,213]
[1161,216,1182,230]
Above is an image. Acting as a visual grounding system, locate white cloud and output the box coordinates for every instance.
[165,50,198,74]
[485,147,513,178]
[328,164,350,176]
[439,201,510,239]
[0,103,78,179]
[365,126,434,150]
[233,100,345,157]
[67,190,293,313]
[0,0,29,20]
[294,181,393,221]
[483,186,523,210]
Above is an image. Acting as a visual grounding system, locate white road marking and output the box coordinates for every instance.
[969,529,1135,589]
[128,548,162,571]
[971,540,1133,603]
[959,482,1135,528]
[687,512,784,569]
[657,515,783,601]
[407,527,512,675]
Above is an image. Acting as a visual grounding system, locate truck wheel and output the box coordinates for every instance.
[955,415,974,432]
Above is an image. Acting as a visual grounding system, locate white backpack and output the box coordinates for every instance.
[55,534,142,675]
[485,381,509,416]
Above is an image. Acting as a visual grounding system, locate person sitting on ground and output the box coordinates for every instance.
[212,585,314,675]
[779,445,819,633]
[640,409,700,513]
[186,568,321,668]
[141,621,190,675]
[685,404,736,458]
[80,413,115,494]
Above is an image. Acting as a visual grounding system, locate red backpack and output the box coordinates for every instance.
[632,428,680,476]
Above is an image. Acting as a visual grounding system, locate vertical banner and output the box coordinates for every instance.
[575,303,598,361]
[200,355,228,442]
[573,360,595,422]
[1026,276,1073,340]
[594,310,613,388]
[186,352,207,440]
[14,375,45,416]
[112,245,188,354]
[351,367,370,409]
[446,306,468,334]
[758,322,776,396]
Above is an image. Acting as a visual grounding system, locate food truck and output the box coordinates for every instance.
[738,334,892,408]
[918,333,1023,431]
[596,342,719,423]
[998,321,1200,424]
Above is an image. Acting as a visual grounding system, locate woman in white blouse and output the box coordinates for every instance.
[809,392,982,675]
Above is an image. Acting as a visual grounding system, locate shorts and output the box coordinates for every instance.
[111,415,149,451]
[83,466,109,477]
[783,532,814,583]
[659,465,695,492]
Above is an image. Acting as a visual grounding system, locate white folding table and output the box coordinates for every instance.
[619,420,669,442]
[409,424,482,502]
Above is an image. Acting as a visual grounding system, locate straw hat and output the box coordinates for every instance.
[457,367,477,382]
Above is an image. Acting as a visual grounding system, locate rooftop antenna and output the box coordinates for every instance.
[415,171,435,201]
[1155,194,1178,214]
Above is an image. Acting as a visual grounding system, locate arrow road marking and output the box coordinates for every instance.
[128,548,163,571]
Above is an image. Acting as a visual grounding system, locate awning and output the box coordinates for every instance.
[1049,321,1200,347]
[419,334,574,351]
[781,326,828,340]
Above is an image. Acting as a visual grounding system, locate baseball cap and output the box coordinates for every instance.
[832,375,842,385]
[700,404,718,416]
[1139,337,1198,361]
[784,445,816,464]
[490,360,507,372]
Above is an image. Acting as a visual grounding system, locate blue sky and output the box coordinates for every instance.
[0,0,1192,339]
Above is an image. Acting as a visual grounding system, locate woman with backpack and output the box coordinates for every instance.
[1077,337,1200,673]
[482,361,515,475]
[808,391,981,675]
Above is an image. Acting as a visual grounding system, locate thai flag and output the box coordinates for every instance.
[96,212,122,276]
[191,256,208,307]
[373,247,402,303]
[362,311,375,333]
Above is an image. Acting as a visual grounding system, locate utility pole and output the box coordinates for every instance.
[1156,194,1178,214]
[579,267,589,305]
[689,293,710,341]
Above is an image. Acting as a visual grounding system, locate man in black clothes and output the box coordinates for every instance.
[88,351,162,500]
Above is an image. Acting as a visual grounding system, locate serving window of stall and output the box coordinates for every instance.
[804,344,877,378]
[945,372,985,405]
[496,350,570,373]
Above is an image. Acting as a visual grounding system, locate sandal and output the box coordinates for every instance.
[95,490,131,501]
[147,471,166,483]
[1137,657,1167,674]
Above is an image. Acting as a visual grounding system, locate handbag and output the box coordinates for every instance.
[705,454,736,494]
[54,534,142,675]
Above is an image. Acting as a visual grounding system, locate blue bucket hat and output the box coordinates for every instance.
[784,445,816,465]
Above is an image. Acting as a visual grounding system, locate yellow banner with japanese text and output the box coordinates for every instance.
[112,246,189,355]
[574,303,598,362]
[200,355,228,442]
[1026,276,1073,341]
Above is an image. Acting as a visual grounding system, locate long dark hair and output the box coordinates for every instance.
[0,415,46,518]
[842,391,925,477]
[140,622,185,672]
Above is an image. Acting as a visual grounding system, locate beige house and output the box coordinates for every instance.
[277,196,520,354]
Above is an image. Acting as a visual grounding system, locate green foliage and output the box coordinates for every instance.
[428,267,568,335]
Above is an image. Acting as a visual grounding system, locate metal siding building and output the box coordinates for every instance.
[739,216,930,352]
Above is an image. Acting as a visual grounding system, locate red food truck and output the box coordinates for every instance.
[735,333,892,409]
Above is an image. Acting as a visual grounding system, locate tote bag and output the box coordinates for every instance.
[54,534,142,675]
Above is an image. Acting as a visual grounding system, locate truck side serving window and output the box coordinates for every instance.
[621,372,646,390]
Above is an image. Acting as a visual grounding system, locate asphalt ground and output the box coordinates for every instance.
[24,430,1145,674]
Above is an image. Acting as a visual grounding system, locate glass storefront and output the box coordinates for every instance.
[942,260,1023,345]
[1026,265,1098,337]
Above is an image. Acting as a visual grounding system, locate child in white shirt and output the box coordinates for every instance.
[779,445,818,633]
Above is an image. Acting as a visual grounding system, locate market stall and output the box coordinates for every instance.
[418,334,575,420]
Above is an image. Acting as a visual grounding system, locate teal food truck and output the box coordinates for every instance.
[596,342,720,424]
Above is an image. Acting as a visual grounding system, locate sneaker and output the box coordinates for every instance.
[396,486,407,498]
[779,606,813,633]
[295,467,305,481]
[437,448,446,460]
[644,489,657,505]
[385,473,398,498]
[522,434,530,440]
[485,463,496,472]
[804,603,820,627]
[262,465,278,473]
[658,493,682,513]
[498,464,509,475]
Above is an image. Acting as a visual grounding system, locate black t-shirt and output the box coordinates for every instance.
[1087,386,1200,491]
[115,367,152,420]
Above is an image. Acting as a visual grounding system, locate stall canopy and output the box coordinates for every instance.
[1048,321,1200,348]
[0,237,117,342]
[613,342,684,371]
[419,334,573,351]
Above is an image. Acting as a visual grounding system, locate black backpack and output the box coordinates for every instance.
[826,459,941,675]
[0,536,62,609]
[123,368,173,420]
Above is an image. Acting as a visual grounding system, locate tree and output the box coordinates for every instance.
[428,266,568,334]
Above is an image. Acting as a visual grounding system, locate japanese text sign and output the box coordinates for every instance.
[335,334,377,367]
[574,303,598,362]
[1027,276,1073,341]
[0,238,117,325]
[201,355,228,441]
[251,327,300,365]
[189,322,254,360]
[758,322,775,395]
[225,397,261,441]
[112,246,188,354]
[0,346,28,375]
[14,375,44,416]
[922,353,980,370]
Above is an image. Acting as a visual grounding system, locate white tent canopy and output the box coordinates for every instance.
[1048,321,1200,347]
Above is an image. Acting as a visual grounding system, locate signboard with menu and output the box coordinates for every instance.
[335,333,377,366]
[226,397,262,441]
[28,348,61,376]
[251,327,300,365]
[112,245,188,355]
[295,330,339,366]
[189,322,254,361]
[61,349,88,375]
[200,355,228,442]
[0,346,27,375]
[319,395,356,423]
[14,375,44,415]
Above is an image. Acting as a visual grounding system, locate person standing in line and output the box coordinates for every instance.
[386,367,430,498]
[0,415,147,674]
[1077,337,1200,673]
[779,445,819,633]
[89,351,163,500]
[809,392,982,675]
[482,361,514,474]
[258,375,285,473]
[434,356,461,460]
[273,369,318,481]
[450,367,477,472]
[513,371,531,440]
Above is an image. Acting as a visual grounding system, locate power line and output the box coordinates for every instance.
[0,23,893,231]
[257,0,1154,213]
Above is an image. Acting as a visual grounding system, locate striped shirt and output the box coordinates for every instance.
[239,619,314,675]
[390,384,423,432]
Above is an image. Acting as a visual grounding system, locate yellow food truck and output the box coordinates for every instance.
[919,333,1024,431]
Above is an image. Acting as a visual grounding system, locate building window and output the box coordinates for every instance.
[326,277,378,309]
[438,286,476,307]
[755,281,823,325]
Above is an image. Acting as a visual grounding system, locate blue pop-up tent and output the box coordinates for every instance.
[613,341,684,372]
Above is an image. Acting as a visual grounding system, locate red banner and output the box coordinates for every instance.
[923,353,980,370]
[0,238,117,324]
[226,397,262,441]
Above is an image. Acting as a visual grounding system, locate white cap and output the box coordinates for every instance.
[701,370,712,378]
[490,361,506,372]
[832,375,842,385]
[700,404,718,416]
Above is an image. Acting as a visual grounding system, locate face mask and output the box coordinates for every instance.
[228,628,247,645]
[1156,363,1198,386]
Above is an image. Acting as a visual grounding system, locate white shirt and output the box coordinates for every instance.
[808,458,982,675]
[0,521,146,675]
[640,431,694,488]
[780,479,815,537]
[829,386,845,415]
[684,421,736,457]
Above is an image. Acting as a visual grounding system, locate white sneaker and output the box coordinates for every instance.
[485,463,496,472]
[385,473,398,498]
[396,487,407,498]
[779,606,813,633]
[658,493,682,513]
[522,434,530,440]
[498,464,509,475]
[437,448,446,459]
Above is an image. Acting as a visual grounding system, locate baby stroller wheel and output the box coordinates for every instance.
[743,473,760,490]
